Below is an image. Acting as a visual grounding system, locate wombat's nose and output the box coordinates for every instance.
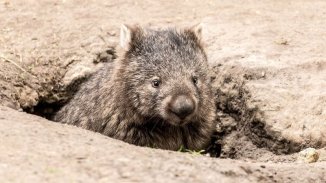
[169,95,195,119]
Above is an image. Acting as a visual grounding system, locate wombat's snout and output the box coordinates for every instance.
[168,95,195,120]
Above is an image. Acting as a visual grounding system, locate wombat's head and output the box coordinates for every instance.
[117,24,215,126]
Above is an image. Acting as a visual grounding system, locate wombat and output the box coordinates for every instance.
[54,24,216,151]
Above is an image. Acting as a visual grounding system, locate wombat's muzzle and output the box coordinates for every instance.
[168,95,195,120]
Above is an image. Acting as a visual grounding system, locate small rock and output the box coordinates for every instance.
[274,37,289,45]
[297,148,319,163]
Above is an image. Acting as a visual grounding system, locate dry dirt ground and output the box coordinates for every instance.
[1,106,326,183]
[1,0,326,182]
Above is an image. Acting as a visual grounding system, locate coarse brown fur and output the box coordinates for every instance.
[54,25,216,151]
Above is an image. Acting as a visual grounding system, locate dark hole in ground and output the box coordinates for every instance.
[21,48,304,161]
[24,74,92,120]
[205,132,222,157]
[24,101,64,120]
[22,47,224,157]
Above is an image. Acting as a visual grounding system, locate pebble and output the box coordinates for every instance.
[297,148,319,163]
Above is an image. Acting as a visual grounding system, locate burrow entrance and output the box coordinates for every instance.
[12,48,304,161]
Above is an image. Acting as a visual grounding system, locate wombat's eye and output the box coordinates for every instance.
[152,79,161,88]
[192,76,198,85]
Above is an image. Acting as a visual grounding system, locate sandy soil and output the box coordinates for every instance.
[1,0,326,182]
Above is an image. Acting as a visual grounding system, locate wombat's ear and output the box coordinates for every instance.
[190,23,203,41]
[120,24,132,50]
